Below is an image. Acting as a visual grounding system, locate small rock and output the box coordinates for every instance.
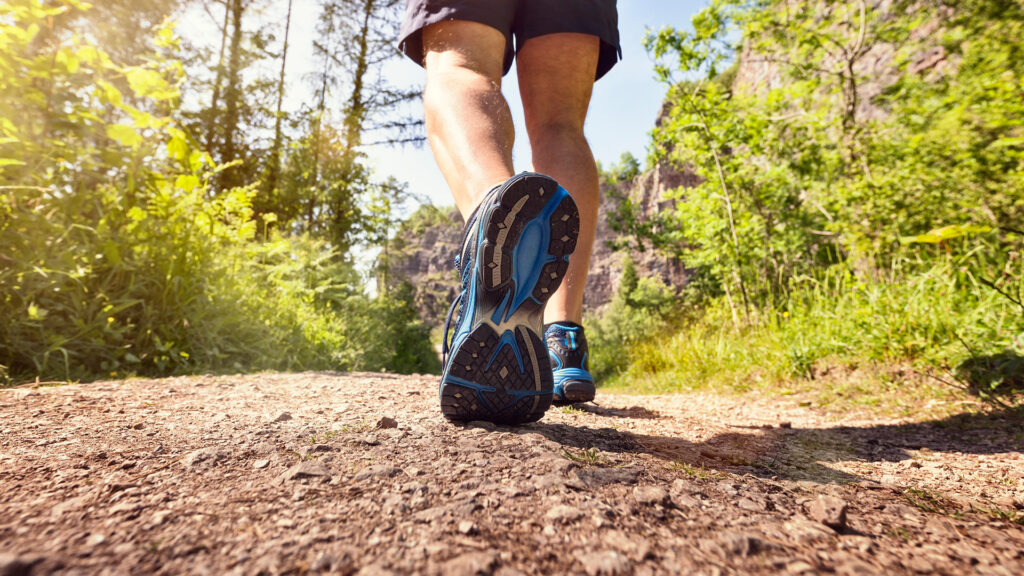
[149,510,172,527]
[786,561,815,574]
[272,411,293,423]
[784,519,836,543]
[574,550,632,576]
[806,495,848,530]
[278,460,331,483]
[458,520,477,535]
[466,420,496,431]
[0,554,43,576]
[737,497,763,512]
[184,447,226,470]
[992,496,1015,509]
[575,466,641,488]
[779,422,792,429]
[375,417,398,429]
[545,505,584,523]
[311,553,337,572]
[253,459,270,469]
[355,464,402,482]
[109,502,142,518]
[85,533,106,547]
[442,551,497,576]
[633,486,670,507]
[721,532,765,557]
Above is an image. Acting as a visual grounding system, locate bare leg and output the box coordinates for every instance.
[517,33,601,325]
[423,21,515,220]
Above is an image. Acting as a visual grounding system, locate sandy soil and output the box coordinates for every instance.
[1,372,1022,575]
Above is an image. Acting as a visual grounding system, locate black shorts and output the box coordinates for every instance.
[398,0,621,80]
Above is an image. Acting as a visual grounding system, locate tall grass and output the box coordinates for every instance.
[592,251,1024,410]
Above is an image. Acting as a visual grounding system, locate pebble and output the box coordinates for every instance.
[633,486,670,507]
[355,464,402,482]
[574,550,631,576]
[278,461,331,482]
[442,551,498,576]
[806,495,849,530]
[271,411,293,423]
[184,447,226,470]
[0,554,31,573]
[721,532,765,557]
[458,520,477,535]
[576,467,640,488]
[376,417,398,429]
[545,505,584,523]
[253,459,270,469]
[783,519,836,543]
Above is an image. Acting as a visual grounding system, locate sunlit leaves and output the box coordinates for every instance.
[125,67,178,101]
[105,124,142,148]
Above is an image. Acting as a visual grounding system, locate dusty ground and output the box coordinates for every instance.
[1,372,1022,575]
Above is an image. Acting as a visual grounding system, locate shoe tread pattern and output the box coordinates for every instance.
[441,173,579,424]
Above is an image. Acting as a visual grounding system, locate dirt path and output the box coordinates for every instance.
[1,373,1022,575]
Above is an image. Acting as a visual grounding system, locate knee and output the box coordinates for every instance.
[528,121,589,153]
[425,51,502,90]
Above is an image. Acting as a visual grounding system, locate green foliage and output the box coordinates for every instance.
[0,0,437,385]
[586,257,678,380]
[604,255,1024,404]
[637,0,1024,306]
[598,152,642,186]
[597,0,1024,405]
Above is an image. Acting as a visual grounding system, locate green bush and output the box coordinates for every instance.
[0,1,437,384]
[586,257,678,381]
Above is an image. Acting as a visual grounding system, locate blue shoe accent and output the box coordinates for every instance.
[439,173,580,425]
[545,322,596,405]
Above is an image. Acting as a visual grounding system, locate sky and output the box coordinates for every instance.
[179,1,706,208]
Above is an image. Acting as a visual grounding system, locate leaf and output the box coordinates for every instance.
[175,174,200,192]
[992,137,1024,148]
[0,159,26,167]
[900,224,993,244]
[125,67,178,101]
[106,124,142,148]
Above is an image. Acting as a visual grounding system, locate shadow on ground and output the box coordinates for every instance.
[520,404,1024,485]
[955,349,1024,399]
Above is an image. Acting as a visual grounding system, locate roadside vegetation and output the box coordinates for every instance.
[590,0,1024,413]
[0,0,437,385]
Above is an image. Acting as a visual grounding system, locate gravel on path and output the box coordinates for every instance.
[1,372,1022,575]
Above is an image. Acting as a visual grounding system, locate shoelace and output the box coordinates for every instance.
[441,253,467,369]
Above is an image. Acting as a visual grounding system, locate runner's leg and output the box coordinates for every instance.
[423,21,515,220]
[517,33,601,325]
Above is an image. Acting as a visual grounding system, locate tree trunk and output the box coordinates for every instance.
[219,0,245,190]
[265,0,293,204]
[343,0,375,149]
[205,0,232,153]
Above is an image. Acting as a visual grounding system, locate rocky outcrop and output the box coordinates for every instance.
[586,163,695,311]
[390,163,695,328]
[387,212,462,330]
[732,1,957,123]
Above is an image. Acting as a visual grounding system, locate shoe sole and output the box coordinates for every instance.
[553,379,596,405]
[441,173,580,425]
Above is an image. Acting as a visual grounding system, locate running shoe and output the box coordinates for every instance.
[545,322,596,404]
[440,172,580,424]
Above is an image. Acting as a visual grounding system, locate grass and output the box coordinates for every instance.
[902,487,961,517]
[668,460,724,480]
[593,259,1024,418]
[561,447,607,467]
